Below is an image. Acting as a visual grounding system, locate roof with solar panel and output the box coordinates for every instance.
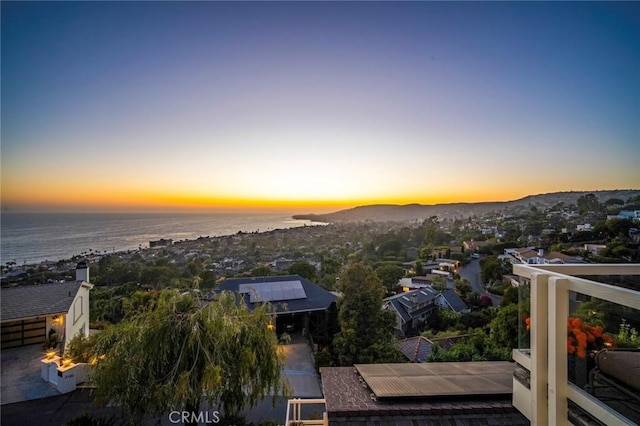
[320,362,528,424]
[216,274,337,313]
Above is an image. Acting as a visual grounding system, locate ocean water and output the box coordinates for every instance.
[0,212,323,265]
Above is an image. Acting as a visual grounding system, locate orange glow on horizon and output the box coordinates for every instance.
[2,184,561,213]
[3,168,625,213]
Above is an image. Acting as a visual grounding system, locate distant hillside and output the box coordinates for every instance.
[293,190,640,223]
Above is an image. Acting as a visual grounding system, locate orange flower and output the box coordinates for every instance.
[569,317,582,330]
[524,316,616,357]
[566,317,616,358]
[591,326,603,339]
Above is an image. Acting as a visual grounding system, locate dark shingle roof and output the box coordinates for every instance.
[384,288,439,323]
[216,275,337,314]
[1,281,85,322]
[441,288,468,313]
[399,336,433,363]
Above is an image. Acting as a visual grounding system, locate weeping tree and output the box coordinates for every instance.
[91,289,286,424]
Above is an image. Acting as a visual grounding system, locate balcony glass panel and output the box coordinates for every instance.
[517,277,531,354]
[567,292,640,424]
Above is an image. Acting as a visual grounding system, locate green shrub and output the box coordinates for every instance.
[488,284,505,295]
[65,333,97,363]
[279,332,291,345]
[616,319,640,348]
[315,348,333,369]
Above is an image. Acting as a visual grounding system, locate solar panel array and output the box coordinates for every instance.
[239,280,307,303]
[355,362,513,398]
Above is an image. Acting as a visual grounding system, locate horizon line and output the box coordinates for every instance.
[3,188,638,215]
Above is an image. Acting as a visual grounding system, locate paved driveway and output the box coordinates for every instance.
[1,345,61,405]
[279,335,323,398]
[243,335,323,424]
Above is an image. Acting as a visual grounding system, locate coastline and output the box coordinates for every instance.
[0,212,327,267]
[291,214,332,223]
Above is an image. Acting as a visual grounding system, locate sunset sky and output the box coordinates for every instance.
[2,1,639,213]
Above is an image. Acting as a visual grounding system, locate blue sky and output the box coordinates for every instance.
[2,1,639,212]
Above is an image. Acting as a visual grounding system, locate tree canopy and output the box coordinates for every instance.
[454,278,472,299]
[91,290,286,424]
[490,303,519,349]
[251,265,273,276]
[374,263,405,295]
[577,193,602,214]
[287,261,317,280]
[480,255,511,284]
[332,262,403,365]
[431,276,447,292]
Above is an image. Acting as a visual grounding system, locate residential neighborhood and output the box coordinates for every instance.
[1,191,640,425]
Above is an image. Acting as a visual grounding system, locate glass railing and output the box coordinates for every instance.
[285,398,327,426]
[511,264,640,425]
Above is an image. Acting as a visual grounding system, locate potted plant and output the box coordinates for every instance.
[42,329,59,351]
[279,332,291,345]
[524,316,616,387]
[567,317,615,387]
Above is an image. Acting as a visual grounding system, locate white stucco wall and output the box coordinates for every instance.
[64,282,92,347]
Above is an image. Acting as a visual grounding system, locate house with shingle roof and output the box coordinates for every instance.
[514,247,541,264]
[507,247,584,265]
[541,251,584,264]
[383,287,440,336]
[437,288,470,313]
[385,286,470,336]
[215,274,337,344]
[1,263,93,352]
[398,336,434,363]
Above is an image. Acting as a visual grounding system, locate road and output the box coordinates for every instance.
[457,257,502,307]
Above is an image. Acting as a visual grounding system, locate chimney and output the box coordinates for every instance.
[538,249,544,257]
[410,292,417,304]
[76,261,89,282]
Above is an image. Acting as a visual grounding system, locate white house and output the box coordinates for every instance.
[0,263,93,352]
[584,244,607,256]
[606,210,640,221]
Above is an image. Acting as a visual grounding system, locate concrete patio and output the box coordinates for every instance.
[279,334,323,398]
[1,344,61,405]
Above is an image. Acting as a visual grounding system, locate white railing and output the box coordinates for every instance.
[284,398,327,426]
[512,263,640,426]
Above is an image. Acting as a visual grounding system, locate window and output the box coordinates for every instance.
[73,297,83,324]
